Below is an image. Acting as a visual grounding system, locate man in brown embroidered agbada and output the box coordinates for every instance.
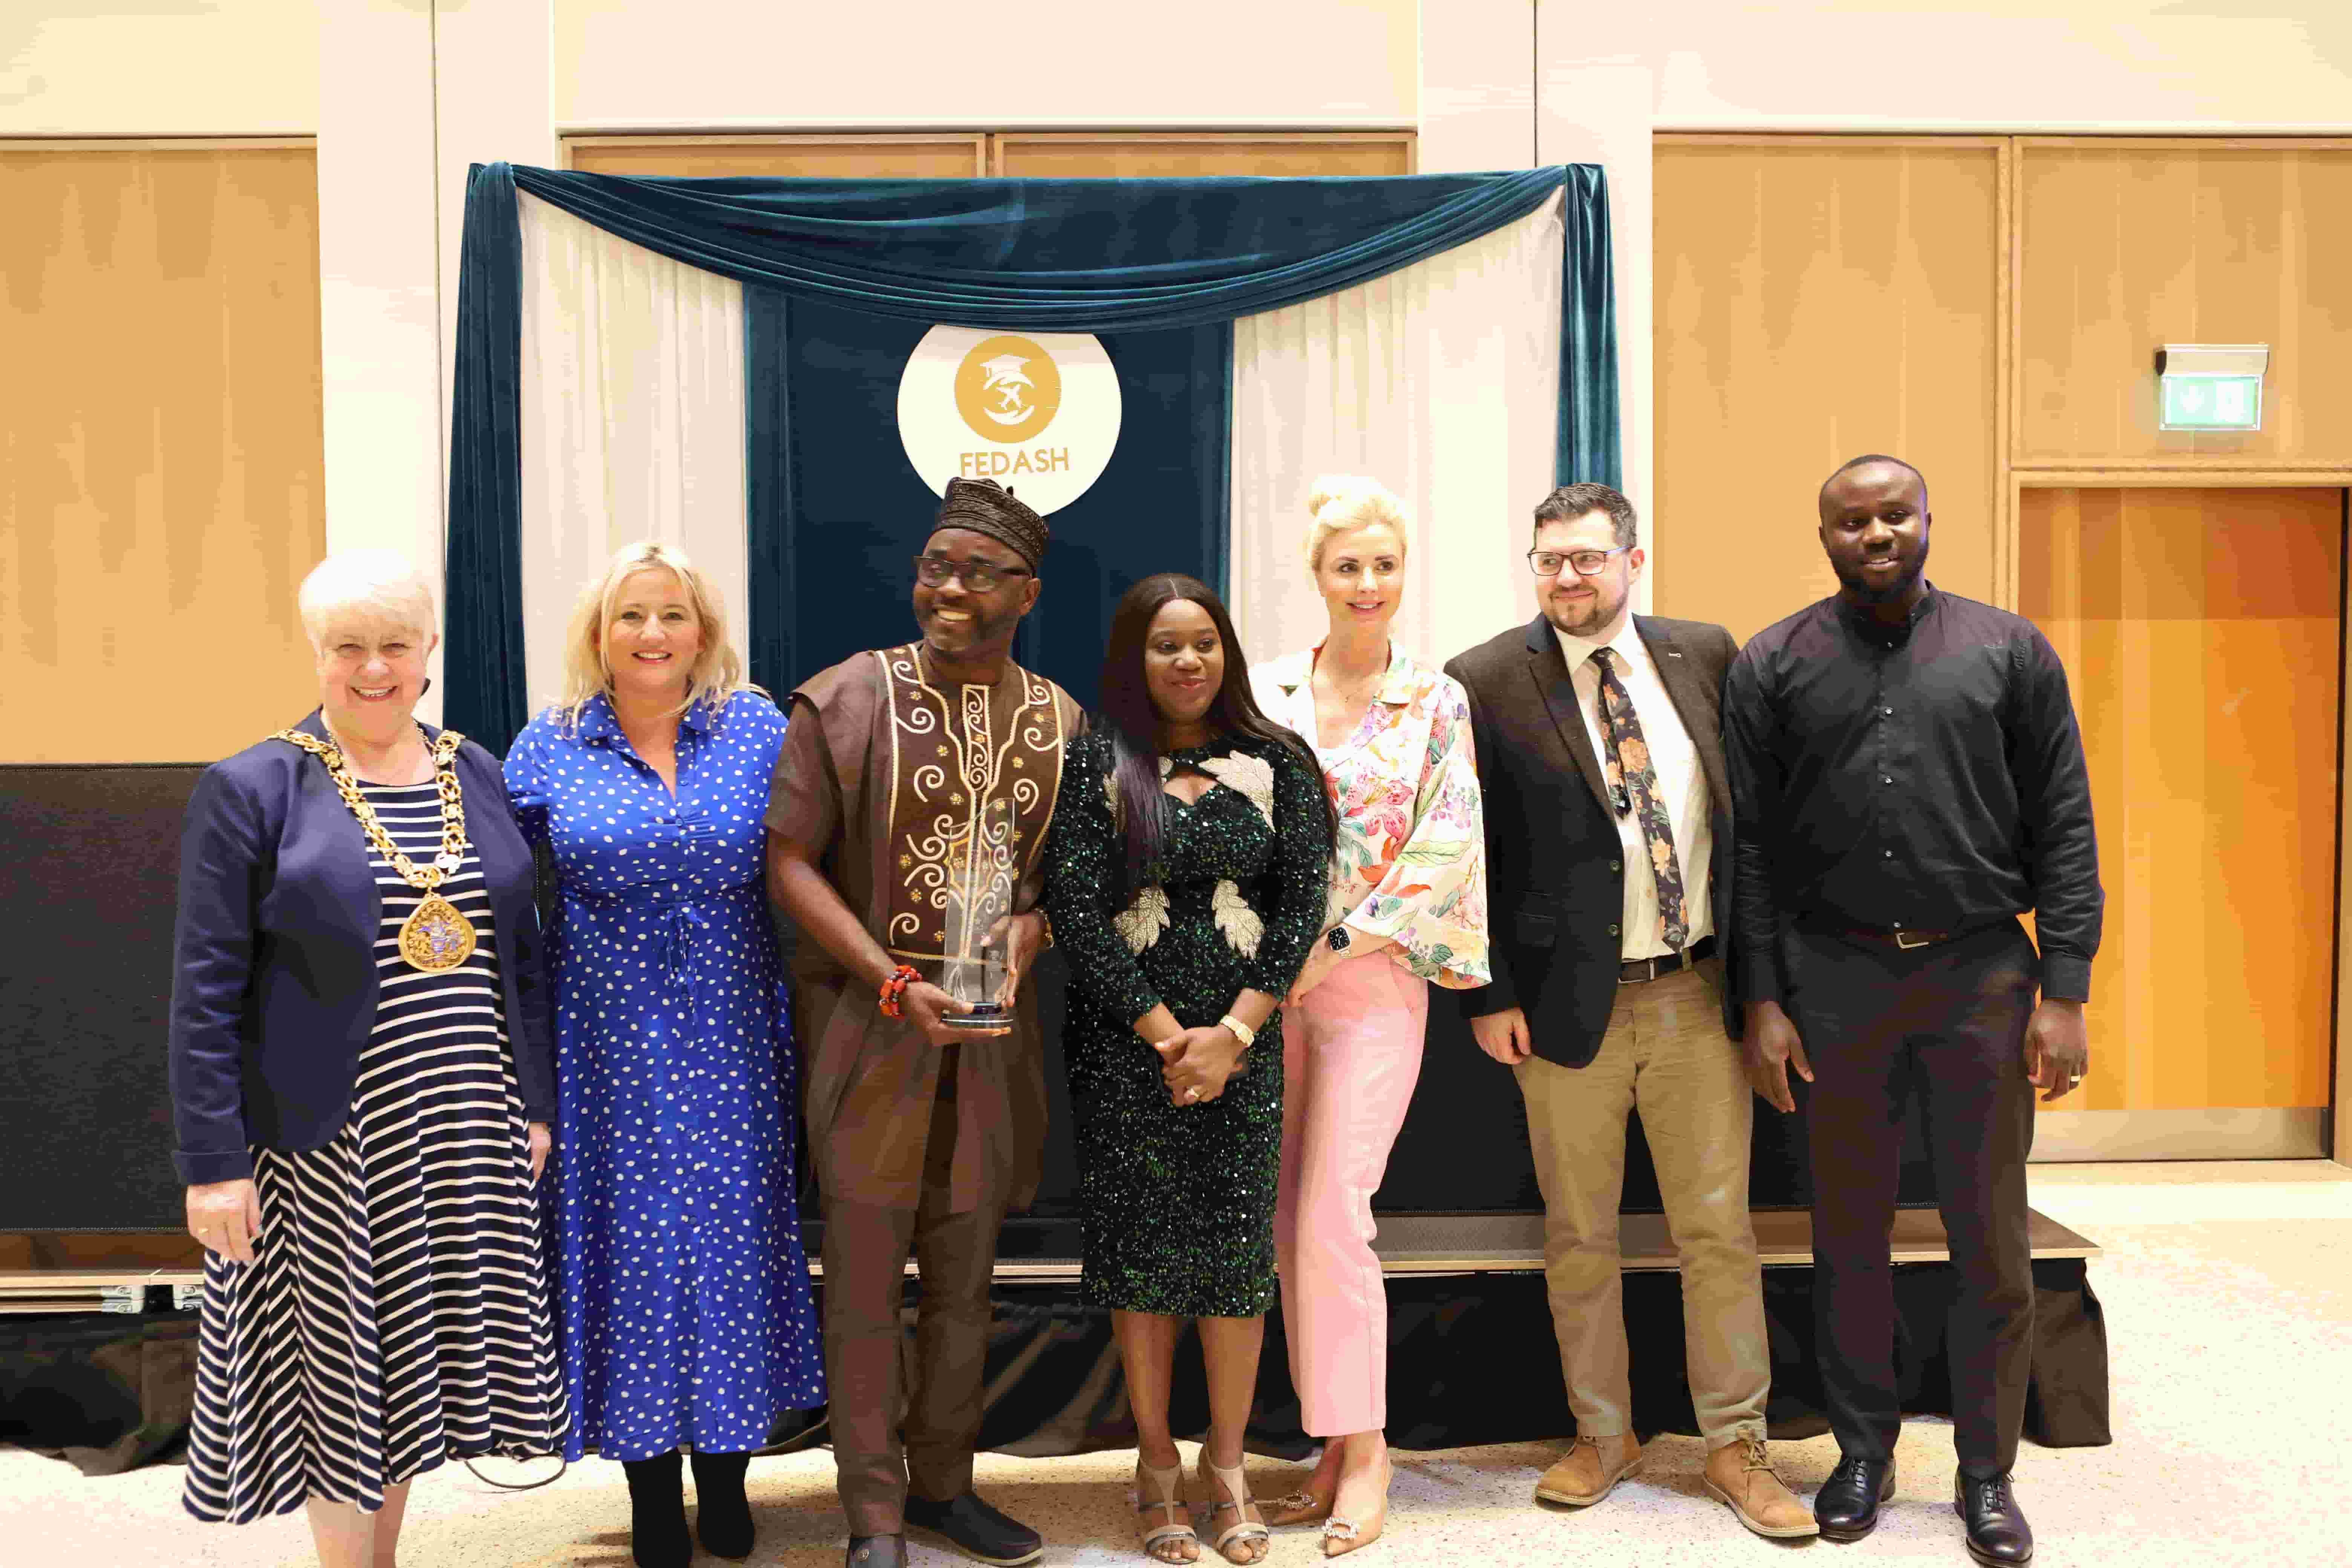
[766,479,1082,1568]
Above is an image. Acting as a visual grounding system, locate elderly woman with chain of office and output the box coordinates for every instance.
[168,550,565,1568]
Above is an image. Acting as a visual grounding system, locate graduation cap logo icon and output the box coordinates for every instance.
[954,334,1065,443]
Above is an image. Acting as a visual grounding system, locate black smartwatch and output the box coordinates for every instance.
[1326,926,1351,952]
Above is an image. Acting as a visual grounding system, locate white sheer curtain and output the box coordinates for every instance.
[1230,193,1564,675]
[516,192,749,716]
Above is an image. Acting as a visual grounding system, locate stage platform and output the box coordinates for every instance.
[1,1206,2100,1301]
[0,1208,2110,1474]
[822,1205,2101,1282]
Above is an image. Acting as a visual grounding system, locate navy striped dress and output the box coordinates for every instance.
[183,781,568,1523]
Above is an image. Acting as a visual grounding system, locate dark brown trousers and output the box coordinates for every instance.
[821,1046,1008,1537]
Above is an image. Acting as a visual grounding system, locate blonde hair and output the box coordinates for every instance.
[1302,475,1412,572]
[298,550,437,651]
[558,541,759,727]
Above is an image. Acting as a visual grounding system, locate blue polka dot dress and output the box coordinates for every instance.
[504,689,825,1462]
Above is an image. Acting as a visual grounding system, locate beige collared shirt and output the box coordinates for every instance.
[1554,620,1713,960]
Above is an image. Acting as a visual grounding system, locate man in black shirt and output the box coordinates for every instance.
[1722,455,2098,1567]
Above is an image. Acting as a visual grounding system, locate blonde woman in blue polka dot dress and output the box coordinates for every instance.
[506,543,824,1568]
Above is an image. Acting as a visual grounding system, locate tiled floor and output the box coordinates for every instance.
[4,1161,2347,1567]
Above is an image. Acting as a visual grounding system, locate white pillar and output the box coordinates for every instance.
[318,0,444,707]
[433,0,559,441]
[1418,0,1536,174]
[1536,17,1653,613]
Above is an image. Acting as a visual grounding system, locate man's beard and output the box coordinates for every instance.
[1546,581,1625,636]
[923,600,1020,656]
[1833,545,1929,605]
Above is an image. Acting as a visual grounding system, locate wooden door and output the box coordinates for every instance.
[2018,486,2343,1113]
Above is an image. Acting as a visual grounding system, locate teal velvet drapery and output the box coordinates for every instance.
[445,162,1618,753]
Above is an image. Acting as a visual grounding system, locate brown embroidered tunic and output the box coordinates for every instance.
[767,644,1081,1213]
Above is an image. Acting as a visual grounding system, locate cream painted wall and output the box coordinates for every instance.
[1634,0,2352,133]
[0,0,318,135]
[552,0,1418,130]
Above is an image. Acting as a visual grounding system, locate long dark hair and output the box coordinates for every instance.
[1096,573,1336,902]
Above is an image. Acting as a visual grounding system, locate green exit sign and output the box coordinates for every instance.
[2160,374,2263,432]
[2157,345,2269,432]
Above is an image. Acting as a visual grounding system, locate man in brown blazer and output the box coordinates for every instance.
[1444,482,1813,1539]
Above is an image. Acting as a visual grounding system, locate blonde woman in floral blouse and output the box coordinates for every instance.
[1248,477,1490,1559]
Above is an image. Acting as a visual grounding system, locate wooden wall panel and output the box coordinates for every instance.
[2018,486,2341,1111]
[1654,139,2003,640]
[563,132,1411,181]
[2017,141,2352,467]
[0,144,325,763]
[566,135,987,178]
[991,133,1413,178]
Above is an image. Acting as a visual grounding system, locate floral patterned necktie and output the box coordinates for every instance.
[1591,646,1689,948]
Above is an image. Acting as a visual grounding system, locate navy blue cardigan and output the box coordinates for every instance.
[167,712,556,1186]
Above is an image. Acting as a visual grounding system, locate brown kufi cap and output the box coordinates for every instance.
[933,477,1049,570]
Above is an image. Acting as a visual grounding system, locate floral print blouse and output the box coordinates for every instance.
[1251,642,1491,989]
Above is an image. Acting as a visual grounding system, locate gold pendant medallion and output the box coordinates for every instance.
[272,723,480,974]
[399,891,478,972]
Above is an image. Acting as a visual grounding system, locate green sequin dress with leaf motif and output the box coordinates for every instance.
[1043,731,1328,1317]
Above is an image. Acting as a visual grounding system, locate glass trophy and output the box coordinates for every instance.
[937,869,1012,1031]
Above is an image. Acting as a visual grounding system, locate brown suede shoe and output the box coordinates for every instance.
[1534,1433,1642,1507]
[1702,1438,1821,1539]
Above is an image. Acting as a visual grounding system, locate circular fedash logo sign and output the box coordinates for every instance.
[899,326,1121,515]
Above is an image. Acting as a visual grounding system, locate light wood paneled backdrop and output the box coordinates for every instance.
[2019,486,2341,1112]
[1659,135,2352,1142]
[1652,137,2006,642]
[2017,140,2352,469]
[991,132,1413,178]
[565,131,1414,180]
[0,142,325,763]
[568,134,987,178]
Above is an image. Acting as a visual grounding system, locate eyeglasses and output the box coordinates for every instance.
[913,555,1032,593]
[1526,546,1632,579]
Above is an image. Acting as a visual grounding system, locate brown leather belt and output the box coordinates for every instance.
[1619,936,1715,985]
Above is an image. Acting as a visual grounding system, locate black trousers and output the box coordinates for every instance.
[1785,920,2038,1478]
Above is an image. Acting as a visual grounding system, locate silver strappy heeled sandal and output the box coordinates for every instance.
[1134,1457,1198,1563]
[1197,1455,1271,1565]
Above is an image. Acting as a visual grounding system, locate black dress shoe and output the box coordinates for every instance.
[691,1449,755,1560]
[848,1533,908,1568]
[1814,1455,1897,1542]
[622,1453,693,1568]
[904,1491,1044,1566]
[1954,1472,2035,1566]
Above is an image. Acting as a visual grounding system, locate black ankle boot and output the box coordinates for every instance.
[691,1449,756,1560]
[623,1452,693,1568]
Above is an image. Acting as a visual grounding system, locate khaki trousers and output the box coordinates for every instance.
[821,1047,1008,1537]
[1512,962,1769,1444]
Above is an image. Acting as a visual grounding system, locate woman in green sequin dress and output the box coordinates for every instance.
[1045,575,1333,1567]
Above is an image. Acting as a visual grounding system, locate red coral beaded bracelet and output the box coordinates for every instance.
[877,964,921,1019]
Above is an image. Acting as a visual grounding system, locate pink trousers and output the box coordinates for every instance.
[1275,951,1429,1437]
